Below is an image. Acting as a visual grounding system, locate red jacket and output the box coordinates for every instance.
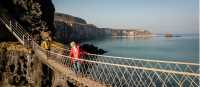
[69,45,81,64]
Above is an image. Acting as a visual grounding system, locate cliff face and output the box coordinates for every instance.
[0,23,17,42]
[54,13,152,43]
[0,0,55,38]
[54,13,108,43]
[0,42,54,87]
[0,42,73,87]
[55,13,87,24]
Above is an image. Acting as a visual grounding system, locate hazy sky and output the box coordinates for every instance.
[52,0,198,34]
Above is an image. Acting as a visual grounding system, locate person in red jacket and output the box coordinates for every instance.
[69,41,81,74]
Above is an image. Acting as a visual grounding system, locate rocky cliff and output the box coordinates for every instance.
[0,0,72,87]
[0,23,17,42]
[54,13,108,43]
[0,42,74,87]
[0,0,55,41]
[0,42,53,87]
[54,13,152,43]
[55,13,87,24]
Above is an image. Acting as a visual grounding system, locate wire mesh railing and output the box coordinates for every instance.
[53,47,200,75]
[0,15,199,87]
[44,49,200,87]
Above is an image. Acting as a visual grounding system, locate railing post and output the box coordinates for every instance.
[23,35,25,45]
[27,35,29,48]
[9,20,12,32]
[15,21,17,30]
[9,20,12,28]
[32,40,34,49]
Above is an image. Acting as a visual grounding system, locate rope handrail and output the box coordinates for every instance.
[55,47,200,66]
[86,53,200,66]
[45,49,200,77]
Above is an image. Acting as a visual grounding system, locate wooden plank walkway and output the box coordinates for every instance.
[34,48,108,87]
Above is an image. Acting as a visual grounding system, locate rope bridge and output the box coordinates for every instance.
[0,15,199,87]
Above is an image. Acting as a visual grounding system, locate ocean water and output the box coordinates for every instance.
[84,34,199,63]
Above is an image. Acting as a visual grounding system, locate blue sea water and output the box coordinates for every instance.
[84,34,199,63]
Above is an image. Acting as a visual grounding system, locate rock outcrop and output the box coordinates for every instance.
[0,0,62,87]
[0,0,55,40]
[0,23,17,42]
[0,42,73,87]
[0,42,50,87]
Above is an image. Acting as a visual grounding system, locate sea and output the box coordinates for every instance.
[83,34,199,63]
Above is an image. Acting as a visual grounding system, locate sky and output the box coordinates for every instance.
[52,0,198,34]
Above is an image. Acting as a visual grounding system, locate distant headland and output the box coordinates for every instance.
[54,13,152,43]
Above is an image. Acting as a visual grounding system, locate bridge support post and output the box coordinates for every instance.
[15,22,17,30]
[32,40,34,50]
[9,20,13,33]
[23,35,25,45]
[9,20,15,40]
[27,35,29,48]
[9,20,11,28]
